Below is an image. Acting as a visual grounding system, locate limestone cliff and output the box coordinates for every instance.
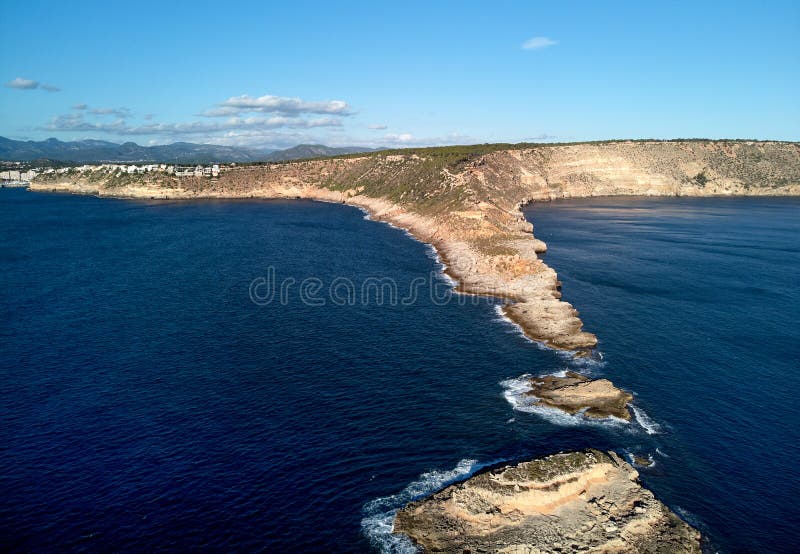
[31,140,800,352]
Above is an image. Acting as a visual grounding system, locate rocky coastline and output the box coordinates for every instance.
[28,140,799,551]
[394,450,702,553]
[32,140,799,354]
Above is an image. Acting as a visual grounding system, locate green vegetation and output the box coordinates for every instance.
[244,138,790,168]
[694,171,708,187]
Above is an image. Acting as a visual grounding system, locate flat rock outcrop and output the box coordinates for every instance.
[394,450,701,553]
[526,371,634,420]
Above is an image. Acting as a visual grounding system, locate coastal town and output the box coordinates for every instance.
[0,163,222,186]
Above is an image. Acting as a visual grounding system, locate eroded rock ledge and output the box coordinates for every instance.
[394,450,701,553]
[526,371,634,420]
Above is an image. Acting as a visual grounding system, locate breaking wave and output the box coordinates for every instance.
[631,405,663,435]
[624,450,656,468]
[490,306,607,371]
[361,459,485,553]
[500,374,630,429]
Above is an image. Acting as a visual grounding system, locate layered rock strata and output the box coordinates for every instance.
[394,450,702,553]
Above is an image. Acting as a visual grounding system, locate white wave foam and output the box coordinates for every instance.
[424,244,457,287]
[490,307,608,373]
[655,447,669,458]
[568,353,607,373]
[674,506,703,530]
[631,405,663,435]
[624,450,656,468]
[492,305,537,345]
[361,459,483,553]
[359,206,457,289]
[500,375,630,429]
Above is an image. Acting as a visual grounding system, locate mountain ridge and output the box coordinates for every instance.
[0,136,375,164]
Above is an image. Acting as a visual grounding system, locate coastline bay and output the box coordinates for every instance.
[2,189,798,551]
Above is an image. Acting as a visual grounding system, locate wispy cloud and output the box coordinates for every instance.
[523,133,558,141]
[35,92,470,149]
[354,132,474,149]
[89,107,131,118]
[202,94,352,117]
[5,77,61,91]
[521,36,557,50]
[43,113,343,136]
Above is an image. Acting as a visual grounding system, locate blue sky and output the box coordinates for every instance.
[2,0,798,148]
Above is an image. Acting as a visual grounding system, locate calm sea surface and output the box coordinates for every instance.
[1,189,798,552]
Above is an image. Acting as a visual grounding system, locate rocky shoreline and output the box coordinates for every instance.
[394,450,702,553]
[30,140,800,354]
[28,178,595,352]
[28,140,800,551]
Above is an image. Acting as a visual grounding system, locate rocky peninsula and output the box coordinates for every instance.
[31,140,800,355]
[526,371,634,420]
[394,449,702,553]
[29,140,799,551]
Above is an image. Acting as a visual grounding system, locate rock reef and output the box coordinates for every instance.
[394,450,702,553]
[526,371,634,420]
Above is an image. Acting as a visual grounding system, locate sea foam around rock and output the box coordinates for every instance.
[361,459,485,553]
[499,373,637,429]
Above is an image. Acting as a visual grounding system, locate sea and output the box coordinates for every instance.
[1,188,798,552]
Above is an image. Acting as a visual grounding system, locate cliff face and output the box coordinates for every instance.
[480,141,800,204]
[394,450,702,553]
[30,140,800,352]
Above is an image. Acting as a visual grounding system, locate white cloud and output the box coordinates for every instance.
[203,94,352,117]
[35,92,479,150]
[6,77,61,92]
[5,77,60,91]
[6,77,39,89]
[521,36,557,50]
[43,113,343,137]
[384,133,415,144]
[89,107,131,117]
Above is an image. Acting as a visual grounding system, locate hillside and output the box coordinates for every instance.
[30,140,800,353]
[262,144,375,162]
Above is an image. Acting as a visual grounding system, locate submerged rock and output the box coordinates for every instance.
[526,371,633,420]
[633,454,655,468]
[394,450,701,553]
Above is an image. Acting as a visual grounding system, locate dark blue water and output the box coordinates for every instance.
[1,190,797,552]
[525,197,800,553]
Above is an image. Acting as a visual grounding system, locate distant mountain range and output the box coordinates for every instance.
[0,137,376,164]
[262,144,373,162]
